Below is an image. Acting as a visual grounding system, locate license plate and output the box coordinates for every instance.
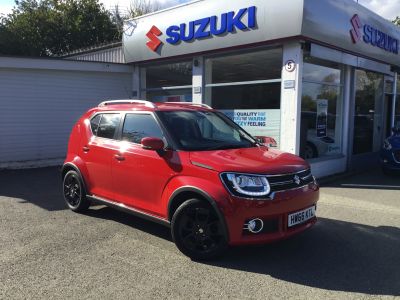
[288,206,316,227]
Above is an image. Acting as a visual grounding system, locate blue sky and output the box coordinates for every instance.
[0,0,399,21]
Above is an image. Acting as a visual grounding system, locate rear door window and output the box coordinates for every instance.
[122,114,164,144]
[97,114,121,139]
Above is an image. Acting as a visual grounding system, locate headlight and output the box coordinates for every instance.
[220,173,271,198]
[383,139,392,151]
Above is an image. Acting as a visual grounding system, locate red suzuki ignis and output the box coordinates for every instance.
[62,100,319,260]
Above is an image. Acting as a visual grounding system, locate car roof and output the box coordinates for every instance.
[92,100,213,113]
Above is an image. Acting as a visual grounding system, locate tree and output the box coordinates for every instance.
[110,0,161,37]
[128,0,160,18]
[0,0,119,56]
[394,17,399,26]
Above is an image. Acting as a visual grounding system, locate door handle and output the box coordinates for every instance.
[114,154,125,161]
[83,146,90,152]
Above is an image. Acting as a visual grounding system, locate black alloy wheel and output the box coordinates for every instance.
[63,170,90,212]
[171,199,228,260]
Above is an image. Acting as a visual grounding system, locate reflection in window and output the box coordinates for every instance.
[300,60,343,161]
[206,48,282,84]
[145,61,192,89]
[97,114,120,139]
[122,114,164,144]
[90,114,102,136]
[205,48,282,147]
[395,95,400,128]
[303,58,341,84]
[353,70,383,154]
[146,88,192,103]
[208,83,281,110]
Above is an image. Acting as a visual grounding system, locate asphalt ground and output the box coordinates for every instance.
[0,167,399,299]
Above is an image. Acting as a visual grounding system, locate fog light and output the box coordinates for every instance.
[245,218,264,234]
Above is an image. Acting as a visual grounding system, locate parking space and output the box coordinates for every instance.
[0,167,399,299]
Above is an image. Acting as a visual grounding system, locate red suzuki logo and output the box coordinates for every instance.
[146,25,163,52]
[350,14,362,43]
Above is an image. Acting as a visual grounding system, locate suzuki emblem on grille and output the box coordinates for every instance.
[294,175,301,185]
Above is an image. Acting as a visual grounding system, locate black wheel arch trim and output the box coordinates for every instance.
[61,162,87,193]
[168,186,230,242]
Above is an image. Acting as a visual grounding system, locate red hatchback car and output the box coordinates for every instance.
[62,100,319,260]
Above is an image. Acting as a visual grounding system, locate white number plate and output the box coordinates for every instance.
[288,206,316,227]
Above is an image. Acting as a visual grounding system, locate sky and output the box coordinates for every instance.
[0,0,399,21]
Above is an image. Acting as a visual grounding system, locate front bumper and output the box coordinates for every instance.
[220,182,319,246]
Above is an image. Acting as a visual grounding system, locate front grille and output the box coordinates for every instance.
[268,169,313,193]
[394,150,400,163]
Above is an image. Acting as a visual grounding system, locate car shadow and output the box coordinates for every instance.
[82,204,400,296]
[204,218,400,296]
[84,206,172,241]
[0,167,66,211]
[1,168,399,295]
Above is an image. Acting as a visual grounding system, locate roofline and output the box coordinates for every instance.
[0,56,133,73]
[56,41,122,58]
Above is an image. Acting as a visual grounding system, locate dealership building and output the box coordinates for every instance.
[0,0,399,178]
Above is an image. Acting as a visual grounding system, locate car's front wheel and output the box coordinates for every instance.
[171,199,228,260]
[62,170,90,212]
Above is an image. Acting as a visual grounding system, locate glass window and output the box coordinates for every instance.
[208,83,281,110]
[146,88,193,103]
[206,48,282,84]
[122,114,164,144]
[145,61,192,89]
[395,95,400,128]
[97,114,120,139]
[300,60,343,161]
[157,111,256,151]
[303,58,341,84]
[353,70,384,154]
[205,48,282,147]
[90,114,102,136]
[385,80,394,94]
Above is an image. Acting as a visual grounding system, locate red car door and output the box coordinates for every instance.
[112,113,178,217]
[83,113,121,200]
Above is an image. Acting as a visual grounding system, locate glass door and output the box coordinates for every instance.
[353,70,384,155]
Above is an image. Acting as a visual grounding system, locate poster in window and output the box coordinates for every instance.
[221,109,281,147]
[316,99,328,138]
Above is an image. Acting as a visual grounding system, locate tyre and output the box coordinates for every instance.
[304,142,318,159]
[62,170,90,212]
[171,199,228,260]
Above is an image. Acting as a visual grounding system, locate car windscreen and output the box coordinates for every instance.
[157,111,257,151]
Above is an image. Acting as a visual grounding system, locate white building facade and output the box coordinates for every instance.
[122,0,400,178]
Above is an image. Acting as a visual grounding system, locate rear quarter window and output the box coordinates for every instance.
[90,114,102,136]
[96,114,121,139]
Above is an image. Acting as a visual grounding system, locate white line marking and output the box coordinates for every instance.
[341,184,400,189]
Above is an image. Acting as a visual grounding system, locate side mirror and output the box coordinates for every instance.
[141,137,165,151]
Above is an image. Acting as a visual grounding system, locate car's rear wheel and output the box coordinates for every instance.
[171,199,228,260]
[63,170,90,212]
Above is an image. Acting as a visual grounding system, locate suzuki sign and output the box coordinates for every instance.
[350,14,399,55]
[123,0,305,62]
[145,6,257,52]
[123,0,400,67]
